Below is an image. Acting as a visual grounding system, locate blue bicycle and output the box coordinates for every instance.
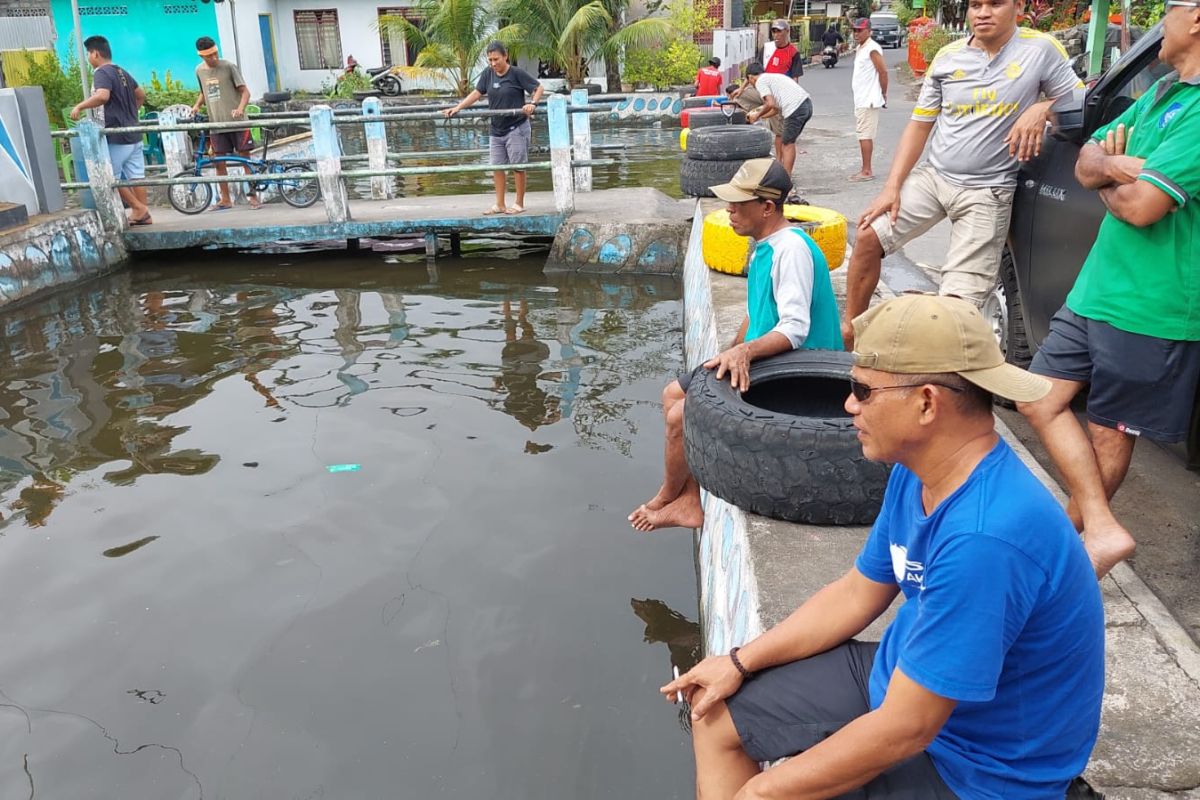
[168,116,321,214]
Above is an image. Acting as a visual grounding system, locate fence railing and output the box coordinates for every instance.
[72,91,612,237]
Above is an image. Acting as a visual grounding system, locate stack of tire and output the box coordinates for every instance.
[679,125,773,198]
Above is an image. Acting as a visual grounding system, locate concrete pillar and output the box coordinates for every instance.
[424,232,438,258]
[547,94,574,214]
[160,110,188,179]
[449,231,462,257]
[362,97,392,200]
[570,88,593,193]
[77,119,126,235]
[310,104,350,223]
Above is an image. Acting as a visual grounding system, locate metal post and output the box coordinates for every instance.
[547,94,574,214]
[363,97,392,200]
[228,0,244,67]
[70,0,90,104]
[310,104,350,223]
[424,232,438,258]
[161,110,188,179]
[77,119,126,234]
[570,88,593,193]
[1086,0,1111,77]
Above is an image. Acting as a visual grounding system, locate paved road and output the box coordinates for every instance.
[795,45,1200,643]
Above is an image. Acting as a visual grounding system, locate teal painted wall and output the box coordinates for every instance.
[50,0,219,92]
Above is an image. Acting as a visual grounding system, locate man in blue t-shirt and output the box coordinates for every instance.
[664,293,1105,799]
[629,158,842,533]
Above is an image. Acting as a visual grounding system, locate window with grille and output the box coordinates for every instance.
[294,9,342,70]
[377,7,422,67]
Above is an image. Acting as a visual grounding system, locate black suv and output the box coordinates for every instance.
[998,22,1199,468]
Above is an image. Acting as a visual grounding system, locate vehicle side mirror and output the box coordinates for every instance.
[1050,87,1086,144]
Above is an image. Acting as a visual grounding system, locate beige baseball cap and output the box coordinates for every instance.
[710,158,793,203]
[851,294,1051,403]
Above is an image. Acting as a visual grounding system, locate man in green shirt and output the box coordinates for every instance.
[1018,1,1200,578]
[190,36,260,211]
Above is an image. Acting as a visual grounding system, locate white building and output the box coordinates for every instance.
[214,0,454,95]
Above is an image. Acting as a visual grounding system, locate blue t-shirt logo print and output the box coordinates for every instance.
[1160,101,1184,129]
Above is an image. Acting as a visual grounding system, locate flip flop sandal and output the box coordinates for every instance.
[506,205,526,215]
[211,204,233,212]
[129,215,153,226]
[848,174,876,182]
[483,204,505,215]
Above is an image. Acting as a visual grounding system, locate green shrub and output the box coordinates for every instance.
[917,25,955,64]
[623,39,704,89]
[21,48,84,128]
[144,70,197,111]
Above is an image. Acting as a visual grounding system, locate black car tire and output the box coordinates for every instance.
[679,156,743,197]
[685,126,774,161]
[683,350,890,525]
[682,96,717,110]
[1000,246,1032,368]
[688,108,747,129]
[261,91,292,104]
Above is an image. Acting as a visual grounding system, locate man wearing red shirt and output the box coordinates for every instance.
[762,19,804,81]
[695,57,723,96]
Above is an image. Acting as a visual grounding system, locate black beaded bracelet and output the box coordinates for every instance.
[729,646,753,679]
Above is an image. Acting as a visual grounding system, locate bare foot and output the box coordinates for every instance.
[629,491,704,532]
[1083,521,1136,579]
[638,484,682,513]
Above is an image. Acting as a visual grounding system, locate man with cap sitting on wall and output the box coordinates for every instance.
[695,57,724,97]
[629,159,842,533]
[663,293,1105,800]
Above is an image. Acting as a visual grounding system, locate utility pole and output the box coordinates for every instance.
[229,0,244,66]
[70,0,90,102]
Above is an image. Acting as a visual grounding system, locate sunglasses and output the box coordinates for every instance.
[849,378,964,403]
[1166,1,1200,7]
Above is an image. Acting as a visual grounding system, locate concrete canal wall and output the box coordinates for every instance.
[0,210,126,309]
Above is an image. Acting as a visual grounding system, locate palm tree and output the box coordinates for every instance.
[376,0,493,96]
[494,0,673,88]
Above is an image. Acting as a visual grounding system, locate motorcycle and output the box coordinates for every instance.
[366,65,404,96]
[821,45,838,68]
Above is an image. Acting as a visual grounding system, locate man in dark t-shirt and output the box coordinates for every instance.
[443,41,544,215]
[71,35,151,225]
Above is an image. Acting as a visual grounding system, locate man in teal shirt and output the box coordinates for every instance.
[629,159,842,532]
[1018,1,1200,578]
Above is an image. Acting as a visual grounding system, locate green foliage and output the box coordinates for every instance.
[623,40,704,88]
[915,23,955,63]
[1130,0,1165,27]
[494,0,674,86]
[319,68,375,98]
[620,0,712,89]
[22,48,84,128]
[376,0,493,95]
[143,70,196,111]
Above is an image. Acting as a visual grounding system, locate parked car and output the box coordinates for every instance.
[997,21,1199,468]
[870,13,906,48]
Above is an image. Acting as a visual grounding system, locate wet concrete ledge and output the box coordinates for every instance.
[682,224,1200,798]
[0,210,126,310]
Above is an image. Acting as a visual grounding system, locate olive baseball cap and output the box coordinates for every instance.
[851,294,1051,403]
[710,158,793,203]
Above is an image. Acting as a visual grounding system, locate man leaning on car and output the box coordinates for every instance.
[1018,1,1200,579]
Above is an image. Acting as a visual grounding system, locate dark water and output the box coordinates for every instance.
[336,123,685,201]
[0,255,700,799]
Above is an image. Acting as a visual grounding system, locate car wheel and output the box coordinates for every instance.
[998,246,1032,368]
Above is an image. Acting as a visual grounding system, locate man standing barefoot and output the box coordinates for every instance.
[849,17,887,181]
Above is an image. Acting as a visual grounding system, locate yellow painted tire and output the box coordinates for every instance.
[680,128,689,152]
[700,205,848,276]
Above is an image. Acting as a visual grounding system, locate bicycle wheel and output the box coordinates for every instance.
[279,164,321,208]
[168,171,213,214]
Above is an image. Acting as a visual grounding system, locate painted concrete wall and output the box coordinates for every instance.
[50,0,218,90]
[680,203,763,654]
[0,209,126,309]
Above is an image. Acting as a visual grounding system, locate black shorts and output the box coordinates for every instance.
[1030,307,1200,442]
[781,98,813,145]
[677,365,705,393]
[210,129,253,155]
[725,641,958,799]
